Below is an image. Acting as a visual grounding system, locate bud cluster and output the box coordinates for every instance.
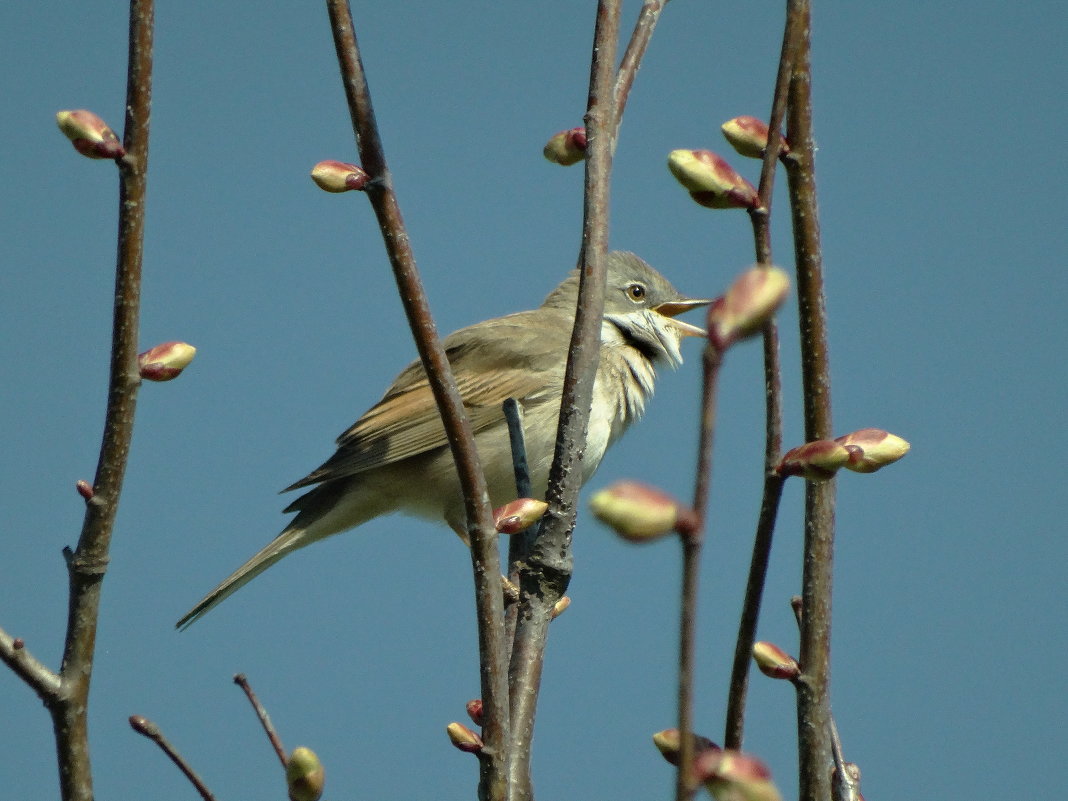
[777,429,910,480]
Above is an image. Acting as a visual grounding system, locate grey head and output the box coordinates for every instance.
[541,251,708,367]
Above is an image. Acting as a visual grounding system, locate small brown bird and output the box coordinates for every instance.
[177,252,706,628]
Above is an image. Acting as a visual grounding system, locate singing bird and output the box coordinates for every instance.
[177,252,707,628]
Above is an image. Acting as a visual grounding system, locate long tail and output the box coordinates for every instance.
[175,525,315,629]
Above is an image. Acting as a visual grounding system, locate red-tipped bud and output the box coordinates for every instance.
[465,699,484,727]
[720,116,789,160]
[310,160,370,193]
[12,638,25,650]
[550,595,571,619]
[589,481,687,543]
[696,749,782,801]
[446,721,484,753]
[667,149,758,209]
[652,728,720,767]
[492,497,549,534]
[76,480,94,500]
[138,341,196,382]
[286,746,325,801]
[777,440,850,480]
[834,428,910,473]
[543,127,587,166]
[707,265,790,350]
[56,110,125,159]
[752,641,800,680]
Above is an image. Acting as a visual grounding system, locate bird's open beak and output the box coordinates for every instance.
[654,298,711,338]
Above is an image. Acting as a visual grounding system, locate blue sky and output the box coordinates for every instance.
[2,1,1066,799]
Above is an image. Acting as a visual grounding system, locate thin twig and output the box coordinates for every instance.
[675,345,722,801]
[505,4,622,799]
[234,673,287,767]
[129,715,219,801]
[722,2,802,749]
[612,0,668,142]
[39,3,155,799]
[782,1,837,798]
[0,628,61,702]
[323,5,510,800]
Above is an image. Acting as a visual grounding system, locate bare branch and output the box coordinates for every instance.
[129,715,219,801]
[0,628,61,702]
[781,2,837,799]
[323,3,509,798]
[234,673,287,768]
[505,3,623,798]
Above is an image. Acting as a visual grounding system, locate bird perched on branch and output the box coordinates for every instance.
[178,251,707,628]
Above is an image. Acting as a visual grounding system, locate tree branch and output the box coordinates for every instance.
[505,3,622,799]
[722,1,801,749]
[43,3,155,799]
[323,3,509,799]
[782,2,836,799]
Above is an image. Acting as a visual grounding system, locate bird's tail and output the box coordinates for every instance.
[175,525,314,630]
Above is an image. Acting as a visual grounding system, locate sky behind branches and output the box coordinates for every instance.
[2,1,1066,799]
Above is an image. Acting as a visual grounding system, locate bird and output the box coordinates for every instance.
[177,251,707,628]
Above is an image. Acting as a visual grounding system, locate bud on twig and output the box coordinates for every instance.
[542,127,587,166]
[706,265,790,350]
[667,149,758,209]
[76,480,94,500]
[446,721,484,754]
[720,116,789,160]
[776,440,851,480]
[835,428,910,473]
[56,110,125,159]
[310,160,370,193]
[138,341,196,382]
[589,481,692,543]
[695,749,783,801]
[493,497,549,534]
[465,699,484,726]
[550,595,571,619]
[652,728,720,767]
[752,641,800,681]
[286,746,325,801]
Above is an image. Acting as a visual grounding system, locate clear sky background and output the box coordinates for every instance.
[2,1,1066,799]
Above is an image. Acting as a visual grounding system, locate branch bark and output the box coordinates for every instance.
[323,3,510,799]
[782,2,837,799]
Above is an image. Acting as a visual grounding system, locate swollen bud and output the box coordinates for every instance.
[707,265,790,350]
[446,721,484,754]
[776,440,850,480]
[589,481,687,543]
[285,746,325,801]
[56,110,125,159]
[720,116,789,160]
[543,127,587,166]
[667,149,758,209]
[465,699,484,727]
[752,641,800,681]
[652,728,720,767]
[696,749,783,801]
[550,595,571,619]
[834,428,910,473]
[138,341,197,382]
[310,160,370,193]
[76,480,94,501]
[493,498,549,534]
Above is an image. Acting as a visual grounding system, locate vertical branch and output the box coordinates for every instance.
[675,343,723,801]
[50,2,155,799]
[324,3,509,799]
[612,0,667,140]
[782,1,836,799]
[505,2,622,799]
[722,2,802,749]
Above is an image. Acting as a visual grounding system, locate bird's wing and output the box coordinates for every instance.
[282,312,566,491]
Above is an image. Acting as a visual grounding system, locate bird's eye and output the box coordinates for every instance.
[627,283,646,302]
